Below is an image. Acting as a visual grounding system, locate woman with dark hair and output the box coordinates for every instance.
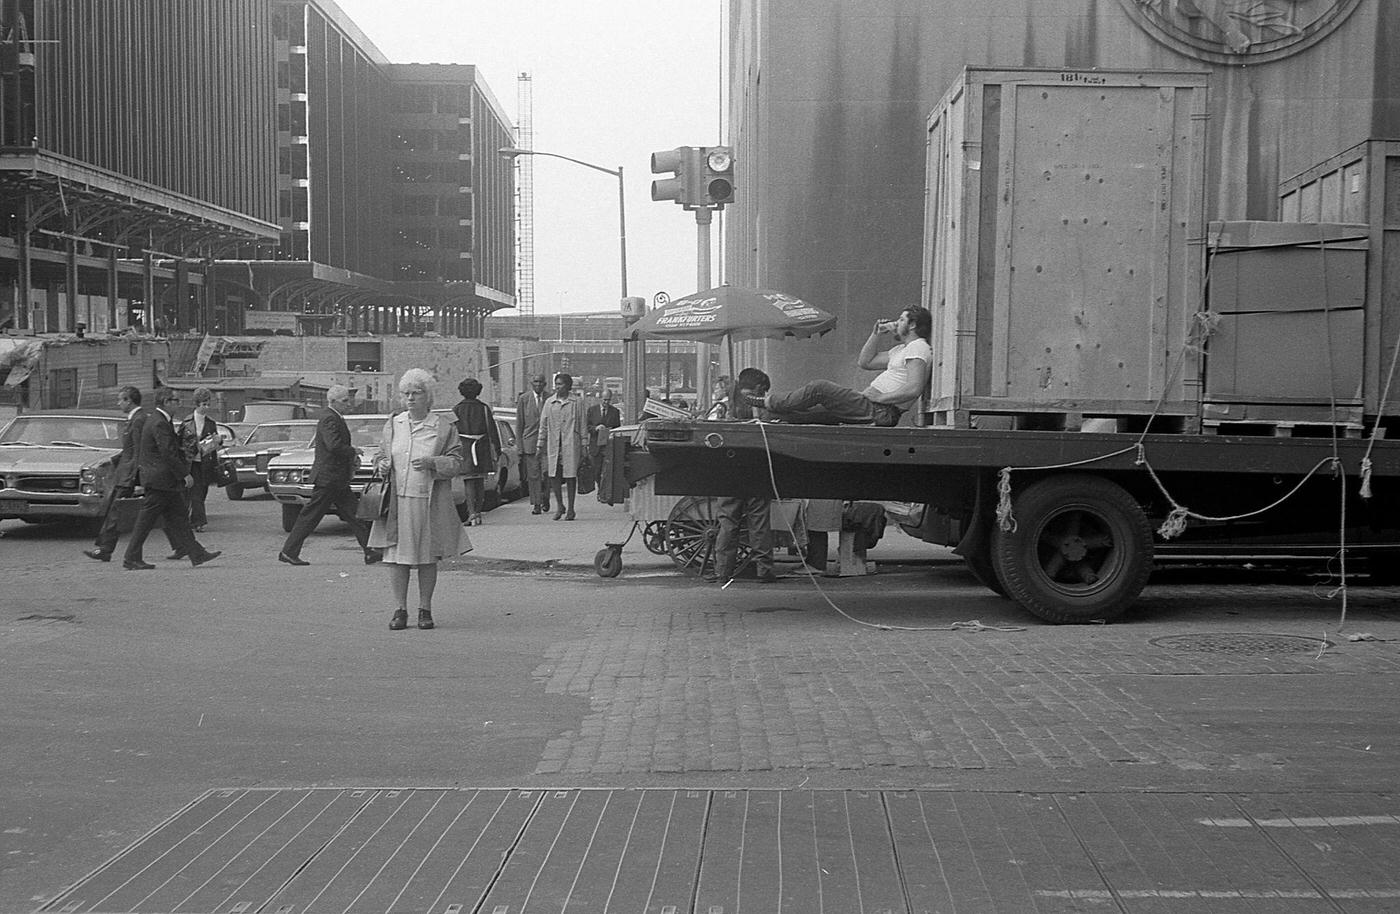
[452,376,500,526]
[537,372,588,521]
[180,386,221,531]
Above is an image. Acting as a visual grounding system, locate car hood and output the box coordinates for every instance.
[0,444,118,473]
[267,447,316,466]
[225,443,300,458]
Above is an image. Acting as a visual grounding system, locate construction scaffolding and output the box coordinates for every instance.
[514,72,536,328]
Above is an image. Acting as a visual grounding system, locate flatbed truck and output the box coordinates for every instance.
[609,420,1400,623]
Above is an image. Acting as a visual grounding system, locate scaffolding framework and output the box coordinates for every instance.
[514,71,535,325]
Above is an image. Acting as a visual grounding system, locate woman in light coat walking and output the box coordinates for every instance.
[537,372,589,520]
[370,369,468,631]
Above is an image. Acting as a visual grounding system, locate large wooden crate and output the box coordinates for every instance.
[922,68,1209,428]
[1279,140,1400,420]
[1201,220,1368,431]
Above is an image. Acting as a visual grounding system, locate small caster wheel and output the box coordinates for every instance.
[594,545,623,578]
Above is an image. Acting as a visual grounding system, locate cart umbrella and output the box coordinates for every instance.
[622,285,837,376]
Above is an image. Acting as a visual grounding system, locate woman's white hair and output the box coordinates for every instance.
[398,368,436,405]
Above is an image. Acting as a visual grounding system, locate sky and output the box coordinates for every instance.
[331,0,727,316]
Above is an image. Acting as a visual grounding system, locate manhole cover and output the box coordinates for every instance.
[1150,633,1331,655]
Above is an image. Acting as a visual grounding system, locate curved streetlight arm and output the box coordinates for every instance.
[498,146,620,179]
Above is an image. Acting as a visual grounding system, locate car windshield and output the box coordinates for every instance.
[0,416,123,447]
[344,417,386,447]
[246,423,315,446]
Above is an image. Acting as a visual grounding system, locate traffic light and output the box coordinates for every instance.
[650,146,701,206]
[700,146,735,207]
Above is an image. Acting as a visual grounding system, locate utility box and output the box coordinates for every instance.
[1278,140,1400,419]
[922,68,1209,428]
[1203,221,1367,422]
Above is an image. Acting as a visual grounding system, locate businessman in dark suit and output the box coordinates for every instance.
[84,386,147,561]
[278,385,375,565]
[121,388,220,570]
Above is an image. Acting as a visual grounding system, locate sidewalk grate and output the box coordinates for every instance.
[1150,632,1332,655]
[39,788,1400,913]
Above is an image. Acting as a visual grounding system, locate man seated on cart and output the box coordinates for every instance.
[748,305,931,427]
[706,367,778,584]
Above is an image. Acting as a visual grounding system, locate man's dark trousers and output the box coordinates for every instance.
[281,482,370,557]
[124,487,201,563]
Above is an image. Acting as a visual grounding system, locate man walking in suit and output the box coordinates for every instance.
[84,386,152,561]
[515,373,550,515]
[277,385,375,565]
[122,388,220,570]
[585,388,622,491]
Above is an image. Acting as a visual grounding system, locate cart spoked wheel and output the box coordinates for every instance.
[642,520,669,555]
[663,496,752,575]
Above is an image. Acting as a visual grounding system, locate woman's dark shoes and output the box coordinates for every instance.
[417,608,434,630]
[389,609,408,631]
[565,509,576,521]
[553,509,565,520]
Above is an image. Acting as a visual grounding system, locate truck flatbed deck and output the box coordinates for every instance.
[613,420,1400,623]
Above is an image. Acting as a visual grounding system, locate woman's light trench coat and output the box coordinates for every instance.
[367,412,465,558]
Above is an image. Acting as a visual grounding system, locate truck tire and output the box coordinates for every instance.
[991,474,1152,624]
[963,549,1007,597]
[281,502,300,533]
[226,483,244,501]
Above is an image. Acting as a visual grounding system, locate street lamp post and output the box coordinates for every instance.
[499,146,643,415]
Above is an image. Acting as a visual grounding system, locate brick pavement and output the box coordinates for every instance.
[527,570,1400,778]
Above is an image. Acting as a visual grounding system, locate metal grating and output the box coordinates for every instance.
[1150,632,1332,655]
[40,788,1400,913]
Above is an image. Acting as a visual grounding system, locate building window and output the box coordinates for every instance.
[487,346,500,383]
[347,342,382,371]
[97,363,118,388]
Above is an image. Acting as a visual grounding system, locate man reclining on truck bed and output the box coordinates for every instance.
[747,305,932,427]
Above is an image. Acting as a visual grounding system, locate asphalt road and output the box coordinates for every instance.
[3,491,1399,912]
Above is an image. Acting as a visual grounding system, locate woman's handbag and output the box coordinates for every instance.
[212,457,236,488]
[357,472,391,520]
[577,456,596,495]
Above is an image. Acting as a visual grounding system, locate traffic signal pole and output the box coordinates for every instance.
[695,206,712,412]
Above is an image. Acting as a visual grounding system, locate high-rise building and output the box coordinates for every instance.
[0,0,514,340]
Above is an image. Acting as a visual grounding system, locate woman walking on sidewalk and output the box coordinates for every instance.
[369,368,469,631]
[537,372,588,521]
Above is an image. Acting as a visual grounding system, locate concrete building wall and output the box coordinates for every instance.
[215,335,546,408]
[727,0,1400,392]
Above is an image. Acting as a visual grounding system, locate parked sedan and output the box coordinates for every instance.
[266,414,387,532]
[0,410,129,529]
[220,419,318,500]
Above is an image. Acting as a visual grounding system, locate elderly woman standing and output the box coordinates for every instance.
[369,369,468,631]
[537,371,589,521]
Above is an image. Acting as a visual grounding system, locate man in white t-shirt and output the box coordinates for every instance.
[752,306,932,426]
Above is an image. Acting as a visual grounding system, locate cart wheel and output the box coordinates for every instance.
[642,520,669,555]
[594,545,623,578]
[663,496,752,574]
